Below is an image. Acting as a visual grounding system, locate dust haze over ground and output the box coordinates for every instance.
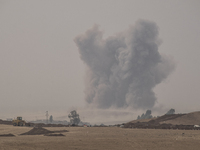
[75,20,175,112]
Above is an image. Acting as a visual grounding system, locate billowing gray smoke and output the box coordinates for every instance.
[74,20,175,109]
[137,110,153,120]
[166,109,175,115]
[68,110,80,125]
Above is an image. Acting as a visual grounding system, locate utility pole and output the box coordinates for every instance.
[46,111,49,124]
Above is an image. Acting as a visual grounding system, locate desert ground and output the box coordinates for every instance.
[0,124,200,150]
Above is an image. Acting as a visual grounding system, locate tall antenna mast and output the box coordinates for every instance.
[46,111,49,124]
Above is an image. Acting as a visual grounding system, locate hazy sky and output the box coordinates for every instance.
[0,0,200,123]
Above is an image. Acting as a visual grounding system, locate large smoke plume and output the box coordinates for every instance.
[75,20,175,110]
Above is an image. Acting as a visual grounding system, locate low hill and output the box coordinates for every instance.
[160,111,200,125]
[124,111,200,130]
[129,111,200,125]
[127,118,156,124]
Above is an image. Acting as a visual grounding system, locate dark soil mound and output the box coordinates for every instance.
[0,133,15,137]
[44,133,65,136]
[20,127,54,135]
[20,127,69,135]
[53,130,68,133]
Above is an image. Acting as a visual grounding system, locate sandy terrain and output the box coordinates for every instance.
[0,125,200,150]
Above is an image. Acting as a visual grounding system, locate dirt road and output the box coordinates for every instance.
[0,124,200,150]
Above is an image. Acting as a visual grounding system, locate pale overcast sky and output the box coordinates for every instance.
[0,0,200,122]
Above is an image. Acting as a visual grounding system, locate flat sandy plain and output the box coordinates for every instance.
[0,124,200,150]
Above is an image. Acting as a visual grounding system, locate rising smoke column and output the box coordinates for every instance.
[74,20,175,109]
